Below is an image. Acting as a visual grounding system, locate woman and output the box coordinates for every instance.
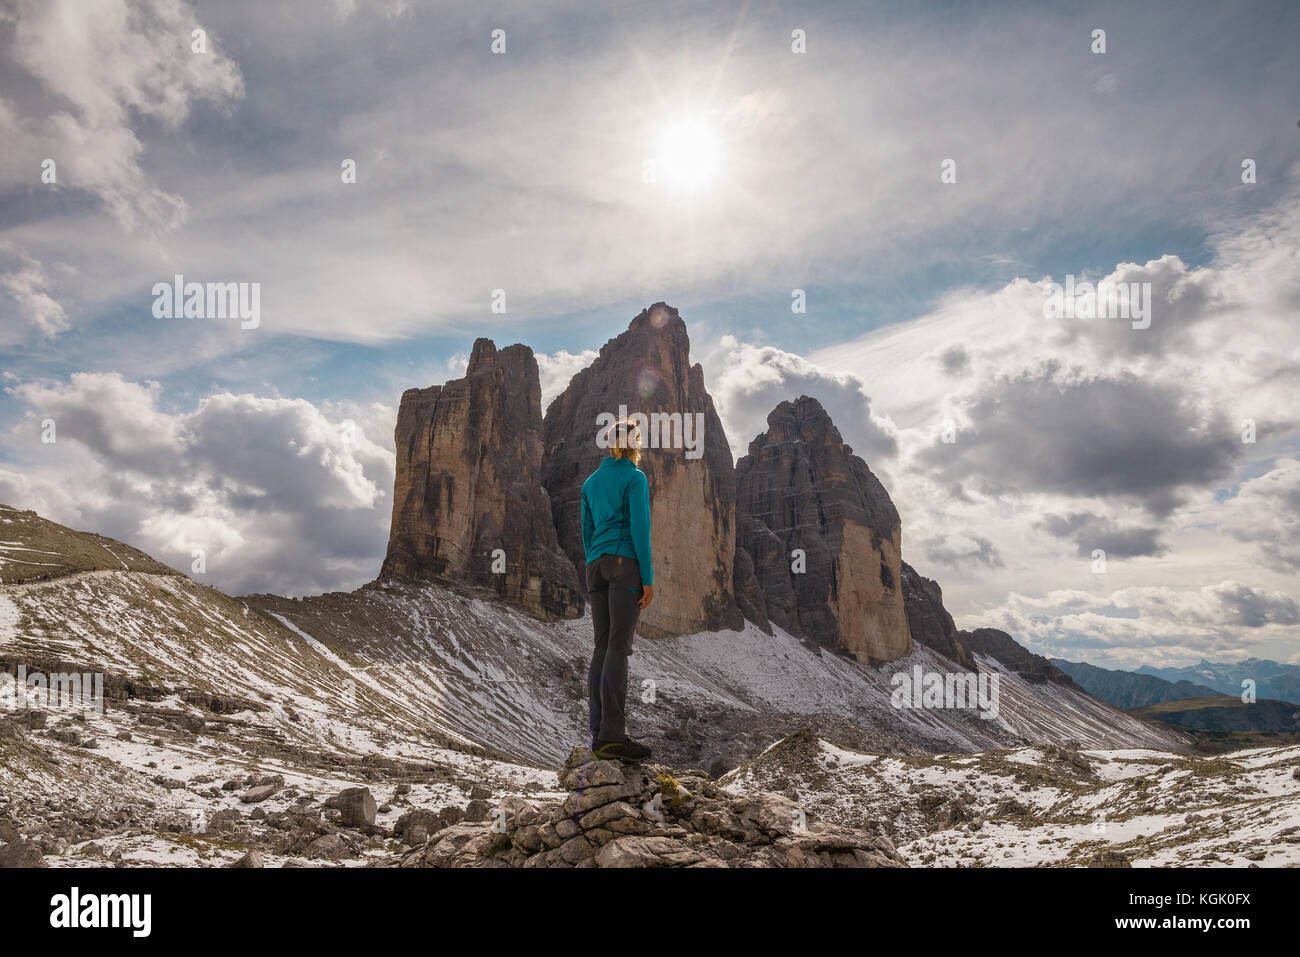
[581,419,655,761]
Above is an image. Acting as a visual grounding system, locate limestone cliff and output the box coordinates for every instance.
[735,396,911,664]
[381,339,582,619]
[541,303,748,639]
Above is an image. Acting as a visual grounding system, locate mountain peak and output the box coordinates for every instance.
[382,338,581,619]
[626,301,687,337]
[736,397,909,664]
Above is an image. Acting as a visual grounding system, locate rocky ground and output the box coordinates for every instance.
[401,747,904,868]
[3,506,1286,869]
[3,688,1297,868]
[0,699,902,869]
[721,729,1300,867]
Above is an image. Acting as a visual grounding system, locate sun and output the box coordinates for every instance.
[656,115,722,190]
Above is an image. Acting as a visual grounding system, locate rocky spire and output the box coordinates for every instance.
[541,303,748,639]
[381,338,583,620]
[735,395,911,664]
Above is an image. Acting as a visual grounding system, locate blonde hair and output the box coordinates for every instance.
[607,418,643,466]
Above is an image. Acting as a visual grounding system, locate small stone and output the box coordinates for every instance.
[1087,850,1132,868]
[463,799,490,824]
[241,784,279,804]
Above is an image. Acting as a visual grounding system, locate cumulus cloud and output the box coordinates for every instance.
[0,373,393,596]
[706,336,897,464]
[1219,458,1300,571]
[803,181,1300,663]
[971,581,1300,666]
[915,364,1241,516]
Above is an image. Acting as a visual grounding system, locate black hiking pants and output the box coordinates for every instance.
[586,554,643,743]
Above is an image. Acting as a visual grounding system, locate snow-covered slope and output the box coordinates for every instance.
[0,506,1188,773]
[720,730,1300,867]
[2,509,1289,869]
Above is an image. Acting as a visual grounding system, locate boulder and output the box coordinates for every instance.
[393,808,442,846]
[595,836,703,868]
[335,787,377,828]
[304,833,359,861]
[0,839,46,868]
[240,784,279,804]
[1087,850,1132,868]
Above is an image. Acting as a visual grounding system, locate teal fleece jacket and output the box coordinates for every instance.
[580,456,654,585]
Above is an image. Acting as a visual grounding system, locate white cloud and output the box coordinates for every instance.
[4,2,1296,346]
[537,348,598,410]
[0,246,69,337]
[1218,458,1300,571]
[0,373,394,596]
[705,336,897,465]
[2,0,244,232]
[970,581,1300,668]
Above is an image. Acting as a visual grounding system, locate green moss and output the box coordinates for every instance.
[653,772,692,807]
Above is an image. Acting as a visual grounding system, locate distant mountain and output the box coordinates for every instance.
[1134,659,1300,705]
[1130,697,1300,734]
[0,304,1197,767]
[2,303,1232,868]
[1052,659,1219,708]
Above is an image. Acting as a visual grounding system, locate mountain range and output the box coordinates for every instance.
[1135,659,1300,706]
[1051,659,1221,709]
[4,303,1299,868]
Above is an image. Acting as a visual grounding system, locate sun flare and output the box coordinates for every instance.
[656,116,722,189]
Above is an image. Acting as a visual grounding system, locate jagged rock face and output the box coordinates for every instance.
[736,396,911,664]
[541,303,745,639]
[400,746,906,868]
[382,338,583,620]
[731,523,771,635]
[900,562,975,669]
[962,628,1079,688]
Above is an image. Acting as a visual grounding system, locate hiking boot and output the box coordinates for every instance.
[593,738,652,762]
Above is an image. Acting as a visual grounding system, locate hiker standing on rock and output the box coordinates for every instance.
[581,419,655,761]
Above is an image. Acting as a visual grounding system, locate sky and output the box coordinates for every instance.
[1,0,1298,670]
